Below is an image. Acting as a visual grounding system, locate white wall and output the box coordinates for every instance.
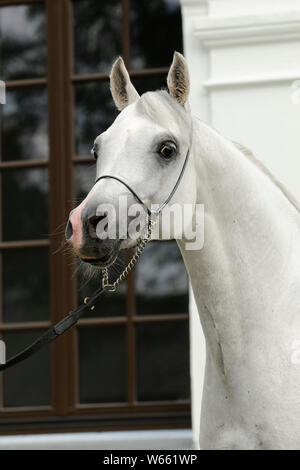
[181,0,300,447]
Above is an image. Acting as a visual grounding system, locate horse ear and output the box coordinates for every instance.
[167,52,190,106]
[110,57,140,111]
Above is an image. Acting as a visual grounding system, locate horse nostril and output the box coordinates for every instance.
[65,219,73,241]
[89,216,101,229]
[88,214,108,238]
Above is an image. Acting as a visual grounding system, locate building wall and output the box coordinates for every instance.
[181,0,300,447]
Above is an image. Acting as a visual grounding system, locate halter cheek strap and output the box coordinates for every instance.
[94,148,190,216]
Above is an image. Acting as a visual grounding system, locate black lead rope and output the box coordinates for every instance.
[0,144,191,372]
[0,287,106,371]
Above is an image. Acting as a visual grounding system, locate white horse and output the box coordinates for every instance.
[66,52,300,450]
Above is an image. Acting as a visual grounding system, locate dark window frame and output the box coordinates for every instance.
[0,0,190,434]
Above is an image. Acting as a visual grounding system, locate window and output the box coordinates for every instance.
[0,0,190,433]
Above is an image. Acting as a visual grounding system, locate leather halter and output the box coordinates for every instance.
[0,145,190,371]
[94,147,190,216]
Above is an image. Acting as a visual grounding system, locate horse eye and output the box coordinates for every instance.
[159,141,176,159]
[93,151,98,160]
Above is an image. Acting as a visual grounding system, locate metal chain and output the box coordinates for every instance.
[101,215,158,292]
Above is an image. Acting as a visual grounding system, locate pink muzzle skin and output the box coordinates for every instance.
[68,184,99,255]
[69,202,84,252]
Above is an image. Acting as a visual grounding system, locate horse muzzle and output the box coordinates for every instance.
[65,203,121,267]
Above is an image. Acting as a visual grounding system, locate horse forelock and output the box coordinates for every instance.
[137,90,191,134]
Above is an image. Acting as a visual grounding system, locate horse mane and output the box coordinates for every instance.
[233,141,300,214]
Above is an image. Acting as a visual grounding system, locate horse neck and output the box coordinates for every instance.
[178,117,300,366]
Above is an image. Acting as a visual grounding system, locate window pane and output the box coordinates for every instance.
[135,241,188,315]
[1,87,48,162]
[0,4,46,81]
[73,0,122,75]
[75,162,95,200]
[78,325,127,403]
[1,168,48,241]
[74,82,117,155]
[136,321,190,402]
[1,330,51,407]
[130,0,183,69]
[2,248,50,323]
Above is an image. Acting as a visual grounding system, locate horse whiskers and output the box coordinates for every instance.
[73,249,127,289]
[51,221,69,234]
[111,257,126,274]
[51,239,69,256]
[77,261,102,286]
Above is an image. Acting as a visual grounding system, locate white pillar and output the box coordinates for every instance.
[181,0,300,448]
